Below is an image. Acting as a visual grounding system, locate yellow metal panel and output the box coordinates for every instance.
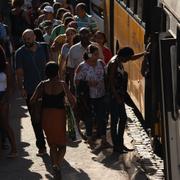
[104,0,111,44]
[114,1,145,115]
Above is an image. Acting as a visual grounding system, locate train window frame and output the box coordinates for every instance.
[123,0,130,7]
[116,0,145,27]
[137,0,144,20]
[90,2,104,19]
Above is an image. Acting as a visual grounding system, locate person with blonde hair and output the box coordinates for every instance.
[59,27,77,79]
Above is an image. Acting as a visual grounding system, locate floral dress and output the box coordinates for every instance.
[75,59,106,99]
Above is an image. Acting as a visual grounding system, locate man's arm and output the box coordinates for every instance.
[130,51,147,61]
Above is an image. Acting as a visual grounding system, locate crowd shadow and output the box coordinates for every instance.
[41,156,90,180]
[0,91,43,180]
[0,140,43,180]
[61,160,90,180]
[92,147,131,171]
[41,153,53,176]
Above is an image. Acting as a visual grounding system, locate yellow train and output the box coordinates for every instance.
[102,1,180,179]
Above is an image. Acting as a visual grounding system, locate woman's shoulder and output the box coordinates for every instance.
[75,61,87,73]
[40,79,50,86]
[78,61,86,68]
[97,59,105,66]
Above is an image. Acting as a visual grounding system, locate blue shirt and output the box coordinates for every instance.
[15,42,49,95]
[0,23,7,40]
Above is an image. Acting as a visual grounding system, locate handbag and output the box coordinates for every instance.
[61,81,81,141]
[65,103,76,141]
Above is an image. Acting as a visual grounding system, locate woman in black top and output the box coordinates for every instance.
[31,61,75,175]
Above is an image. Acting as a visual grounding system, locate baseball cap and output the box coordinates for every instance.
[43,5,54,13]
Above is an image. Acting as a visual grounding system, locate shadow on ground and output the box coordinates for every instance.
[0,92,43,180]
[61,160,90,180]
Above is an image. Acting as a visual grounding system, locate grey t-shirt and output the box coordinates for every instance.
[15,42,49,95]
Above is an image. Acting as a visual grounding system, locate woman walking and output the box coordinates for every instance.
[74,44,109,149]
[30,61,75,177]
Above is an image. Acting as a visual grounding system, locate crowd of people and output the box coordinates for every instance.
[0,0,147,178]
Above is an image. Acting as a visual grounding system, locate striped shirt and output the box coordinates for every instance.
[74,14,98,33]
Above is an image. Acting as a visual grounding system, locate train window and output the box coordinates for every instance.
[129,0,135,13]
[91,2,104,19]
[123,0,130,7]
[137,0,143,20]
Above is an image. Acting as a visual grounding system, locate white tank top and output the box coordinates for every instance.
[0,72,7,92]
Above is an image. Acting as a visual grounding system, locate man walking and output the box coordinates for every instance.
[15,29,49,156]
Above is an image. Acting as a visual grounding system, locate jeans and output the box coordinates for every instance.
[85,97,107,137]
[26,95,46,150]
[110,98,127,149]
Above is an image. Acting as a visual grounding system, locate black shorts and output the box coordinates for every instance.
[0,91,7,103]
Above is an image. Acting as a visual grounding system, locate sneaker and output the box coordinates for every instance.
[36,148,47,157]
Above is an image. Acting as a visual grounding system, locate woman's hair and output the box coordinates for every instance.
[45,61,59,79]
[56,8,69,20]
[0,45,6,72]
[33,28,44,42]
[83,44,99,60]
[64,17,74,27]
[68,21,78,29]
[53,2,62,15]
[12,0,24,7]
[76,3,86,11]
[94,31,107,44]
[117,47,134,58]
[62,12,73,23]
[38,2,50,12]
[73,34,81,45]
[65,27,77,34]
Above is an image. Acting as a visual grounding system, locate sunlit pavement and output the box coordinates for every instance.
[0,91,134,180]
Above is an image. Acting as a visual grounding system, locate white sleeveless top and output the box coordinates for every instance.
[0,72,7,92]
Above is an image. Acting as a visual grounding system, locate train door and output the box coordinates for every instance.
[159,26,180,180]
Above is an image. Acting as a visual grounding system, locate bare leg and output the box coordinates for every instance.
[57,145,66,166]
[49,144,59,167]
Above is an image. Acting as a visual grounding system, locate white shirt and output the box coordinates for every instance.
[75,60,105,99]
[0,72,7,92]
[67,42,86,69]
